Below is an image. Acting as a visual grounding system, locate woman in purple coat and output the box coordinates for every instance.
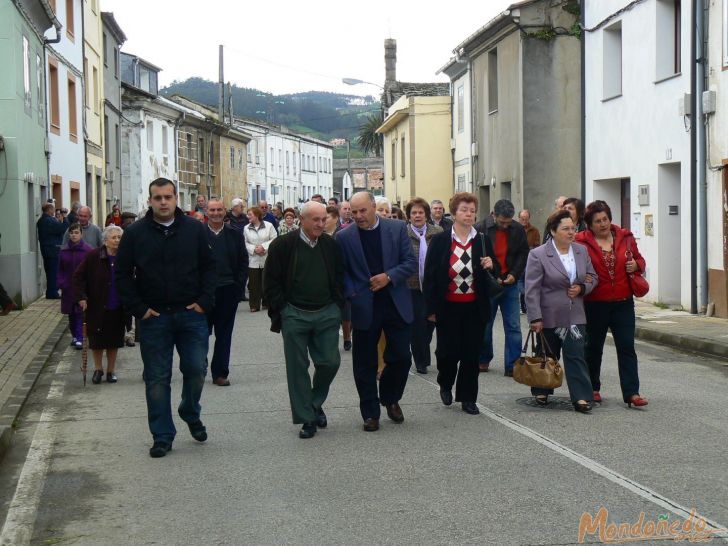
[57,223,93,349]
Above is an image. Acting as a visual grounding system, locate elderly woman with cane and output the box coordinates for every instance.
[73,225,126,384]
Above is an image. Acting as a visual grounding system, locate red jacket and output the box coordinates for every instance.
[575,225,646,302]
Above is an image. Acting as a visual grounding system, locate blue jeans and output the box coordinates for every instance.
[139,309,209,443]
[479,283,522,371]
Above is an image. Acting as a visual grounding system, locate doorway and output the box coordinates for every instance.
[478,186,491,221]
[620,178,631,231]
[657,163,681,304]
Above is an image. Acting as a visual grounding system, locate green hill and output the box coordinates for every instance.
[161,78,380,150]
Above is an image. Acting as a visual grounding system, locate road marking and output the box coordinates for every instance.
[0,358,70,546]
[411,372,728,541]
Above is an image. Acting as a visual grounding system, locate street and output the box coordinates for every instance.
[1,307,727,546]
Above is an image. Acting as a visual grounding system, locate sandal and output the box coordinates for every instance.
[573,400,592,413]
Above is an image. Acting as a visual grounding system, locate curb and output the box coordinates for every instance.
[635,323,728,362]
[0,320,67,465]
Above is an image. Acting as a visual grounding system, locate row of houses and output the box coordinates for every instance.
[1,0,333,306]
[375,0,728,318]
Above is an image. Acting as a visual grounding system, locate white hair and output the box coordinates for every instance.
[102,225,123,242]
[375,196,391,212]
[300,200,326,218]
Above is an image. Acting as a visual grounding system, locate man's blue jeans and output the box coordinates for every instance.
[479,283,522,372]
[139,309,209,443]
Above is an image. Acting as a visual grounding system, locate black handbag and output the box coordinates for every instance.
[479,233,504,299]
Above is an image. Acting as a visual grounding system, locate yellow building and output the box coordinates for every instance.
[83,0,106,224]
[377,94,453,206]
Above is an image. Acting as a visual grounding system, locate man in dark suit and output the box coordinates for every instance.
[205,198,248,386]
[336,191,417,432]
[36,202,68,299]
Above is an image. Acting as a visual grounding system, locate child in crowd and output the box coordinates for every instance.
[57,223,93,348]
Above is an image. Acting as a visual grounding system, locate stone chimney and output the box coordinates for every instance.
[384,39,397,84]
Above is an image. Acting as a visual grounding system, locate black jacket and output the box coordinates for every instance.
[37,214,68,258]
[116,207,217,318]
[263,230,344,333]
[475,219,530,281]
[428,217,453,231]
[423,228,499,322]
[206,224,248,299]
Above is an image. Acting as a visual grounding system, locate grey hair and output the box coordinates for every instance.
[102,225,123,242]
[430,199,444,206]
[300,200,326,218]
[493,199,515,219]
[374,196,391,211]
[351,191,375,204]
[79,205,92,214]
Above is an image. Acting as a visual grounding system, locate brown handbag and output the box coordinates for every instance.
[513,330,564,389]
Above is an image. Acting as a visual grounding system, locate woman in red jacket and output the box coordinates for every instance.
[575,200,648,408]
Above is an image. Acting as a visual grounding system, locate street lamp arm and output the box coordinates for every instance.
[342,78,384,90]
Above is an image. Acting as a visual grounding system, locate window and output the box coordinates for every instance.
[115,123,120,166]
[457,85,464,133]
[92,67,99,114]
[49,58,60,133]
[36,53,43,124]
[68,76,77,142]
[209,140,214,166]
[286,151,290,174]
[238,149,243,170]
[230,145,235,169]
[247,146,252,163]
[84,58,89,106]
[293,152,297,175]
[139,67,150,93]
[603,21,623,99]
[198,137,204,162]
[279,149,283,173]
[114,48,119,79]
[65,0,74,39]
[162,125,168,155]
[146,120,154,151]
[22,35,31,112]
[656,0,681,79]
[391,140,396,180]
[400,135,405,177]
[103,33,108,67]
[328,158,331,173]
[488,49,498,112]
[104,114,109,162]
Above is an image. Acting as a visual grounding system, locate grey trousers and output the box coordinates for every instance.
[531,325,593,404]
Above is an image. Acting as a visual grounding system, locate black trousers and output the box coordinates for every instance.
[531,326,593,404]
[584,299,640,402]
[0,282,12,307]
[42,254,59,298]
[435,301,485,403]
[352,297,412,420]
[410,289,435,368]
[248,268,263,310]
[208,283,240,379]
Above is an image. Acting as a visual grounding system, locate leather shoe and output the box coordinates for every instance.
[415,365,428,374]
[0,301,17,316]
[385,403,404,423]
[314,408,327,428]
[299,422,316,439]
[363,418,379,431]
[440,389,453,406]
[149,441,172,458]
[343,340,352,351]
[479,363,490,373]
[106,372,118,383]
[504,370,514,377]
[186,420,207,442]
[91,370,103,384]
[213,377,231,386]
[462,402,480,415]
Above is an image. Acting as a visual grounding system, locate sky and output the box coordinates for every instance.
[100,0,513,96]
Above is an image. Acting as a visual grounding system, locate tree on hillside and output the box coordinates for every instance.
[357,112,383,157]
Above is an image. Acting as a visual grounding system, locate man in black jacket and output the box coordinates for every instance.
[36,202,68,299]
[116,178,216,458]
[263,201,344,439]
[206,198,248,386]
[475,199,530,376]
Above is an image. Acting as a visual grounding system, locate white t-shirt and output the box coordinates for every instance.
[552,240,576,284]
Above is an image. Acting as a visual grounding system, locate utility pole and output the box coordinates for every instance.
[218,45,224,122]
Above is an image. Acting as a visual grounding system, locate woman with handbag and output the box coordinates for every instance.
[524,209,598,412]
[575,200,648,408]
[423,192,498,415]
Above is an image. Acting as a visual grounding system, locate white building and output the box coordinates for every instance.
[234,118,333,207]
[438,57,473,195]
[45,0,86,211]
[584,0,691,309]
[120,53,184,215]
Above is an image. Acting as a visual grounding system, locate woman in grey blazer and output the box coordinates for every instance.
[524,210,598,412]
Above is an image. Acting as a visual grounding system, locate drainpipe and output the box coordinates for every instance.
[43,22,62,199]
[580,1,586,201]
[695,0,708,313]
[690,0,698,314]
[173,111,185,205]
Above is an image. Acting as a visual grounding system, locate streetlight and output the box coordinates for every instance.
[342,78,384,90]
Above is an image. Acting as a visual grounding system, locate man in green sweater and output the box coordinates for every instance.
[263,201,344,439]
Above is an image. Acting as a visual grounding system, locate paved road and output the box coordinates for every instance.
[1,307,727,545]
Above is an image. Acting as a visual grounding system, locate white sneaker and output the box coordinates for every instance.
[74,340,83,349]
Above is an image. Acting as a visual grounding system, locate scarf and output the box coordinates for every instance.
[411,224,428,288]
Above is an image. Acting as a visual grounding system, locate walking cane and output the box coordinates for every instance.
[81,315,88,386]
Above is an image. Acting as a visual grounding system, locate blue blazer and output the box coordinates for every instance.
[335,218,417,330]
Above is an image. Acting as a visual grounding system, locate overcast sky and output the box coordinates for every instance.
[100,0,513,96]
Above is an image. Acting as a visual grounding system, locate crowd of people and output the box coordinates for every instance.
[31,179,649,456]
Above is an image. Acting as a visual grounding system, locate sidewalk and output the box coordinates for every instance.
[634,300,728,361]
[0,299,66,462]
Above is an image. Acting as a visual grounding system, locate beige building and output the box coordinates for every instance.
[377,94,453,206]
[83,0,106,224]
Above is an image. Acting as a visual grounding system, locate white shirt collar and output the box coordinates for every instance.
[299,229,318,248]
[208,223,224,236]
[451,226,477,245]
[361,217,380,231]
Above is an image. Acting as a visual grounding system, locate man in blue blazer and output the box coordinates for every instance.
[336,192,417,431]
